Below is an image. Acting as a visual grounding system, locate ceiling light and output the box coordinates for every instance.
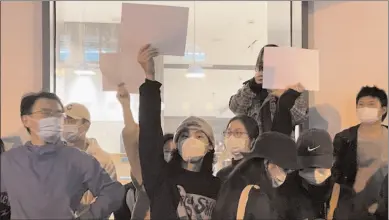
[186,64,205,78]
[74,70,96,76]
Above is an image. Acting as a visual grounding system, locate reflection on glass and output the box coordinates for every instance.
[54,1,301,157]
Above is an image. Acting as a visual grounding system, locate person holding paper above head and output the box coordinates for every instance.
[229,44,308,137]
[137,44,221,219]
[0,91,124,219]
[216,115,259,182]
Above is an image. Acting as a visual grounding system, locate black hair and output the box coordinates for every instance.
[163,133,174,146]
[255,44,279,72]
[0,138,4,154]
[20,91,64,133]
[356,86,388,121]
[226,115,260,141]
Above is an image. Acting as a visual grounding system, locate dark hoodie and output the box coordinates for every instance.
[0,139,10,220]
[292,176,355,220]
[138,80,220,219]
[212,132,302,220]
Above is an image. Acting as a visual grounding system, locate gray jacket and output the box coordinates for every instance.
[0,141,124,219]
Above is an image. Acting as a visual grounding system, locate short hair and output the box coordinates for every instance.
[20,91,64,132]
[356,86,388,121]
[255,44,279,72]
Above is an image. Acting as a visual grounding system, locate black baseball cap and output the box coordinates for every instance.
[243,132,301,170]
[297,128,333,169]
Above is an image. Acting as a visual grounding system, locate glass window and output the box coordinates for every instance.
[55,1,302,177]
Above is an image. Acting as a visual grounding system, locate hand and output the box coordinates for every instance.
[137,44,159,80]
[271,89,285,98]
[116,83,130,105]
[288,83,305,93]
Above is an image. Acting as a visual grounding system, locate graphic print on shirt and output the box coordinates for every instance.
[0,192,10,217]
[176,185,216,220]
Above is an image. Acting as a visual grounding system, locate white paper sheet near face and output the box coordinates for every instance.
[263,47,320,91]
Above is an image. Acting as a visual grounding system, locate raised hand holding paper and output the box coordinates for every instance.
[263,47,320,91]
[100,3,189,92]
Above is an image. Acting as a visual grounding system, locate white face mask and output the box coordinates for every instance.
[265,160,287,188]
[63,124,83,143]
[224,136,249,160]
[357,107,380,124]
[164,152,173,162]
[179,137,207,162]
[299,168,331,185]
[38,117,63,144]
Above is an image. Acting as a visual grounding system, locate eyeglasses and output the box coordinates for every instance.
[222,130,248,138]
[31,109,64,118]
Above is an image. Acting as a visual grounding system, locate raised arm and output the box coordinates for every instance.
[78,154,124,219]
[117,84,143,185]
[137,44,166,201]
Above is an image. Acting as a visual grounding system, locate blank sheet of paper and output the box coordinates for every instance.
[263,47,320,91]
[119,3,189,56]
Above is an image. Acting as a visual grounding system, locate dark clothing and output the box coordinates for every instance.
[0,139,10,220]
[216,159,241,182]
[213,159,302,220]
[332,124,388,187]
[376,175,388,220]
[292,177,355,220]
[113,183,134,220]
[138,80,221,219]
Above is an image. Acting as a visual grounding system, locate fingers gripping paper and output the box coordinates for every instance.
[100,3,189,92]
[263,47,320,91]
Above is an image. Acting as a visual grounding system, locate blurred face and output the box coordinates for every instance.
[356,96,386,123]
[163,140,176,152]
[178,129,211,162]
[22,98,64,135]
[163,140,176,162]
[63,116,89,142]
[223,120,251,159]
[254,70,263,84]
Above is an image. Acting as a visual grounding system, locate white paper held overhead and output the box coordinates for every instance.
[262,47,320,91]
[119,3,189,56]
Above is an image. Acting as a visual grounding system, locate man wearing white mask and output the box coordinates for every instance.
[0,92,123,219]
[333,86,388,218]
[63,103,117,208]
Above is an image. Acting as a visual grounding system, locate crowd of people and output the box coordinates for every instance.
[0,43,387,220]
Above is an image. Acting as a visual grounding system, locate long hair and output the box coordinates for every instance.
[256,44,279,72]
[212,157,272,219]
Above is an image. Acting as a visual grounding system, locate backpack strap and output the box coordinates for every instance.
[327,183,340,220]
[237,184,260,220]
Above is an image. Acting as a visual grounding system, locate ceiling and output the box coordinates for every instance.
[56,1,302,66]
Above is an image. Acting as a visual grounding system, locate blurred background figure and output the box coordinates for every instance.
[63,102,117,208]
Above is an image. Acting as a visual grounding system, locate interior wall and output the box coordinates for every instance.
[0,2,43,146]
[308,1,388,138]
